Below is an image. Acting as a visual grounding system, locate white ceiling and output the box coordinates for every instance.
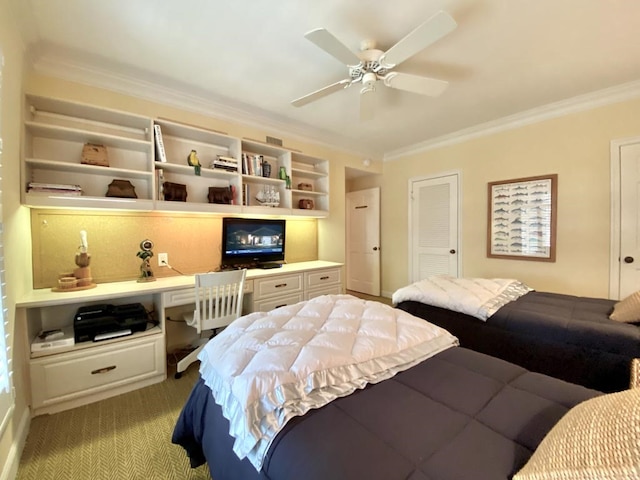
[9,0,640,159]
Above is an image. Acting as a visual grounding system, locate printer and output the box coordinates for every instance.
[74,303,150,343]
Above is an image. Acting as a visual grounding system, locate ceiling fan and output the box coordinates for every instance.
[291,10,457,120]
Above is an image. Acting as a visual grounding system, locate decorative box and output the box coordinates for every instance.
[106,179,137,198]
[163,182,187,201]
[299,199,314,209]
[298,183,313,191]
[81,143,109,167]
[208,186,233,204]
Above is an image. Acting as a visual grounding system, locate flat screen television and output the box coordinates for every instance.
[221,217,286,269]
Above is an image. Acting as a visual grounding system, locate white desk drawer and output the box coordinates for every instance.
[30,335,164,408]
[253,293,304,312]
[254,274,303,299]
[305,284,343,300]
[305,268,342,288]
[163,280,253,307]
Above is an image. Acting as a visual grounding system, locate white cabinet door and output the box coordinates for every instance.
[620,142,640,298]
[346,188,380,295]
[409,173,459,283]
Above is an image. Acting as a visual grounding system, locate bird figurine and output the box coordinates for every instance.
[187,149,201,176]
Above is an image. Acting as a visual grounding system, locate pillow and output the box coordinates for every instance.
[609,290,640,323]
[513,387,640,479]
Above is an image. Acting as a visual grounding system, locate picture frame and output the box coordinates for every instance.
[487,174,557,261]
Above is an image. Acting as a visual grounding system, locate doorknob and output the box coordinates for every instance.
[373,246,379,251]
[450,249,456,254]
[624,256,635,264]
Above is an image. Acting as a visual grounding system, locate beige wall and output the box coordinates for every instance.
[382,98,640,298]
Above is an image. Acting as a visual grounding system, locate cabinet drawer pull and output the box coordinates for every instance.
[275,283,287,288]
[320,276,330,280]
[91,365,117,375]
[275,304,287,309]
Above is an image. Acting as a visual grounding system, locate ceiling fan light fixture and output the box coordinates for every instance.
[292,10,456,118]
[362,71,377,91]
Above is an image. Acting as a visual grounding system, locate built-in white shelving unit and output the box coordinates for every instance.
[22,95,155,210]
[21,95,330,217]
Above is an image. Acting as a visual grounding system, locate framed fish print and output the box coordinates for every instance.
[487,174,557,261]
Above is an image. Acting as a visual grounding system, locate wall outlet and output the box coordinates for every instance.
[158,253,168,266]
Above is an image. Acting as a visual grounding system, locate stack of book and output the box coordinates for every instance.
[241,153,264,176]
[156,169,165,200]
[211,155,238,172]
[154,124,167,163]
[27,182,83,196]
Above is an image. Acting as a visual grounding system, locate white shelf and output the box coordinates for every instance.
[22,95,330,217]
[157,161,238,178]
[27,158,152,178]
[23,193,154,211]
[291,167,326,180]
[291,188,326,197]
[23,95,155,209]
[29,325,162,359]
[242,174,284,185]
[154,199,240,214]
[25,122,151,152]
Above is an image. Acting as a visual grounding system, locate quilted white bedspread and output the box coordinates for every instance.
[392,275,532,320]
[197,294,458,470]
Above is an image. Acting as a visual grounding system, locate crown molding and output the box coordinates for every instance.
[384,80,640,161]
[31,53,372,159]
[32,51,640,164]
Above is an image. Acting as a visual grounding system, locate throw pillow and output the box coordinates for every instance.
[609,290,640,323]
[513,387,640,479]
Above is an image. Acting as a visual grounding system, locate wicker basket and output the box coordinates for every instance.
[631,358,640,389]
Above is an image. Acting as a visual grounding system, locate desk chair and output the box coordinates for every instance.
[175,269,246,378]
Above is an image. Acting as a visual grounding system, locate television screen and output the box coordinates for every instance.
[221,218,286,268]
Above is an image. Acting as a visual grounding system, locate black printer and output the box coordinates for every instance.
[74,303,150,343]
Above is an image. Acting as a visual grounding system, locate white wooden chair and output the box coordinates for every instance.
[175,269,246,378]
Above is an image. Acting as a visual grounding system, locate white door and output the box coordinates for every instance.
[619,142,640,298]
[409,173,459,283]
[346,187,380,295]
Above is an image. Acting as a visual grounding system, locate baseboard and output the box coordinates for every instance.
[0,407,31,480]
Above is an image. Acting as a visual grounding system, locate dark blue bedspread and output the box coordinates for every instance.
[397,291,640,392]
[173,346,598,480]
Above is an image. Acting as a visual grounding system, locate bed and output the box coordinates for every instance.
[171,294,639,480]
[392,276,640,393]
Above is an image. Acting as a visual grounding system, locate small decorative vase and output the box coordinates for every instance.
[278,166,287,180]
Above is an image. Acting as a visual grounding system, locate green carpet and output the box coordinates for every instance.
[16,360,211,480]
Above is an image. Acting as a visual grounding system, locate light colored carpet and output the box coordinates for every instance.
[16,359,211,480]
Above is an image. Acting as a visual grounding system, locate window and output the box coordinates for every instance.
[0,50,13,436]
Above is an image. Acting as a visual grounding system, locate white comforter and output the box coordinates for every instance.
[392,275,532,320]
[197,294,458,470]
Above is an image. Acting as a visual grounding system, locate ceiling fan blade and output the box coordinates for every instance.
[304,28,362,66]
[381,10,457,68]
[383,72,449,96]
[291,79,351,107]
[360,87,376,121]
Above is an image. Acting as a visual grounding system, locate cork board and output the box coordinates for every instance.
[31,210,318,289]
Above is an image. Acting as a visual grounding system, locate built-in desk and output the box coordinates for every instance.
[17,260,343,415]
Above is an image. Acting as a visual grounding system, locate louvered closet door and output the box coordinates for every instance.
[620,142,640,298]
[410,174,459,283]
